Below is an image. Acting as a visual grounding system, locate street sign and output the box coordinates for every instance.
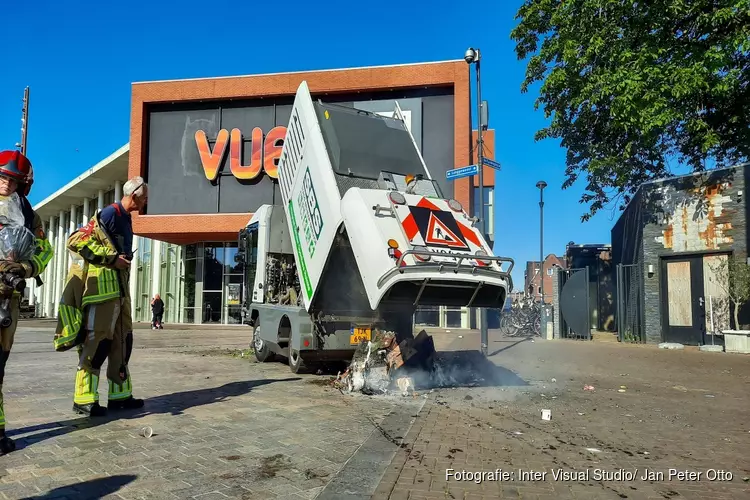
[446,164,478,181]
[482,157,502,170]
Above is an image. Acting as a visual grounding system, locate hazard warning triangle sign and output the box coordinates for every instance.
[425,212,468,248]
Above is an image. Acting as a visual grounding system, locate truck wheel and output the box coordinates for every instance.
[288,348,307,373]
[253,325,275,362]
[288,348,317,374]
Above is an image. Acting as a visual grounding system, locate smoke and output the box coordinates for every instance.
[336,335,514,397]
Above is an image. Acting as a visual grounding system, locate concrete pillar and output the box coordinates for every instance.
[27,278,35,306]
[82,197,90,226]
[54,211,65,318]
[129,235,139,321]
[151,240,162,300]
[97,190,104,211]
[68,205,77,270]
[115,181,122,202]
[45,216,55,317]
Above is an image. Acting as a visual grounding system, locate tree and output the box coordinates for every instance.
[511,0,750,221]
[711,255,750,330]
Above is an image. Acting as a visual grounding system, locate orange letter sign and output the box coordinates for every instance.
[263,126,285,179]
[195,129,229,181]
[195,126,287,181]
[229,128,263,180]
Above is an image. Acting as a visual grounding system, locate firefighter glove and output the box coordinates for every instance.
[0,261,28,278]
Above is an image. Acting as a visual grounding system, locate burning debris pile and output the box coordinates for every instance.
[333,330,488,396]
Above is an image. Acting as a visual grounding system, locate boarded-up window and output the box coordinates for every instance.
[667,261,692,327]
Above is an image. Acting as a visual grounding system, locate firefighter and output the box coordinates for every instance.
[0,150,54,455]
[68,177,147,417]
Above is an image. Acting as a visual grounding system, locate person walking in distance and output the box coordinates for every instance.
[69,177,148,417]
[0,151,54,454]
[151,294,164,329]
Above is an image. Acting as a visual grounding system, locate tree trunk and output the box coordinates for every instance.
[734,302,740,330]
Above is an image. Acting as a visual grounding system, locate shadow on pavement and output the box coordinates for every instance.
[21,474,137,500]
[419,350,529,389]
[488,337,533,357]
[9,378,299,449]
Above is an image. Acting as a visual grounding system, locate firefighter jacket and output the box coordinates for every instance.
[0,195,54,297]
[54,209,129,352]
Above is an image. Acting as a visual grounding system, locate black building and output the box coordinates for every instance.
[611,163,750,345]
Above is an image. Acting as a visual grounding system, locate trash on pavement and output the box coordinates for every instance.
[583,385,595,391]
[141,426,153,438]
[551,378,557,383]
[585,447,602,453]
[334,330,439,395]
[658,342,684,350]
[541,409,551,421]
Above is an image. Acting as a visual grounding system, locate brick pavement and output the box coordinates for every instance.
[373,333,750,500]
[4,325,750,499]
[1,325,405,500]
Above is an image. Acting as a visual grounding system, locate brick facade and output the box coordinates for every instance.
[128,60,492,241]
[524,255,566,303]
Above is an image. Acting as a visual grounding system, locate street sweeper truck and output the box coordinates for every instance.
[235,81,514,373]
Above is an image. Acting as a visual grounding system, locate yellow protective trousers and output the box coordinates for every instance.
[73,297,134,405]
[0,296,20,430]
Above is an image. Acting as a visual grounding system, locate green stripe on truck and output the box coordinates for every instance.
[288,200,313,300]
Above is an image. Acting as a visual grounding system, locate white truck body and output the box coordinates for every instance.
[238,81,514,373]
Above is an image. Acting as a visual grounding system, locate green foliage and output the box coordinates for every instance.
[511,0,750,220]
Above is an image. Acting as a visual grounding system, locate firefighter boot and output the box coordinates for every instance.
[0,431,15,455]
[0,388,15,455]
[73,369,107,417]
[108,375,144,411]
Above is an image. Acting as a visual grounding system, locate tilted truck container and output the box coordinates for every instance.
[236,81,514,373]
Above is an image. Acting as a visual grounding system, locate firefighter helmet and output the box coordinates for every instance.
[0,150,34,196]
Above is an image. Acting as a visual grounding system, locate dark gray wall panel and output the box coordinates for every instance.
[275,104,293,129]
[219,174,279,213]
[421,95,455,199]
[147,109,220,215]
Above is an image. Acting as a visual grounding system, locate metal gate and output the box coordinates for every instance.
[616,263,645,343]
[557,267,591,339]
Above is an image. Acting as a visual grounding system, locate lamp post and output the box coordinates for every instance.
[536,180,547,333]
[465,47,488,356]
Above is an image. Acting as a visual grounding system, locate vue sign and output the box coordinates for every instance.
[194,126,287,181]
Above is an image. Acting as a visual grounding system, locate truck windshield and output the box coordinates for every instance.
[314,102,427,180]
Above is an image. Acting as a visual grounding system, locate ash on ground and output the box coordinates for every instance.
[333,330,495,396]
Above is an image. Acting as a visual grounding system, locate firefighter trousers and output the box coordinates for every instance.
[0,296,19,432]
[74,297,135,406]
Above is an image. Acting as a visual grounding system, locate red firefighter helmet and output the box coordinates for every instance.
[0,150,34,196]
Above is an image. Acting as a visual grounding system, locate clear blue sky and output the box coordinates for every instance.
[1,0,619,289]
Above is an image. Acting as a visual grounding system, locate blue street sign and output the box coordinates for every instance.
[482,157,502,170]
[446,164,479,181]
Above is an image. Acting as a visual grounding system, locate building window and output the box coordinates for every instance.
[547,268,554,276]
[181,243,199,323]
[223,242,243,325]
[472,186,494,238]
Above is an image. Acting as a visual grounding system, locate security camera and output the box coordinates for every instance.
[464,48,478,64]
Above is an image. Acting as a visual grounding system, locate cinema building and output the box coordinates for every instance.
[31,60,497,328]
